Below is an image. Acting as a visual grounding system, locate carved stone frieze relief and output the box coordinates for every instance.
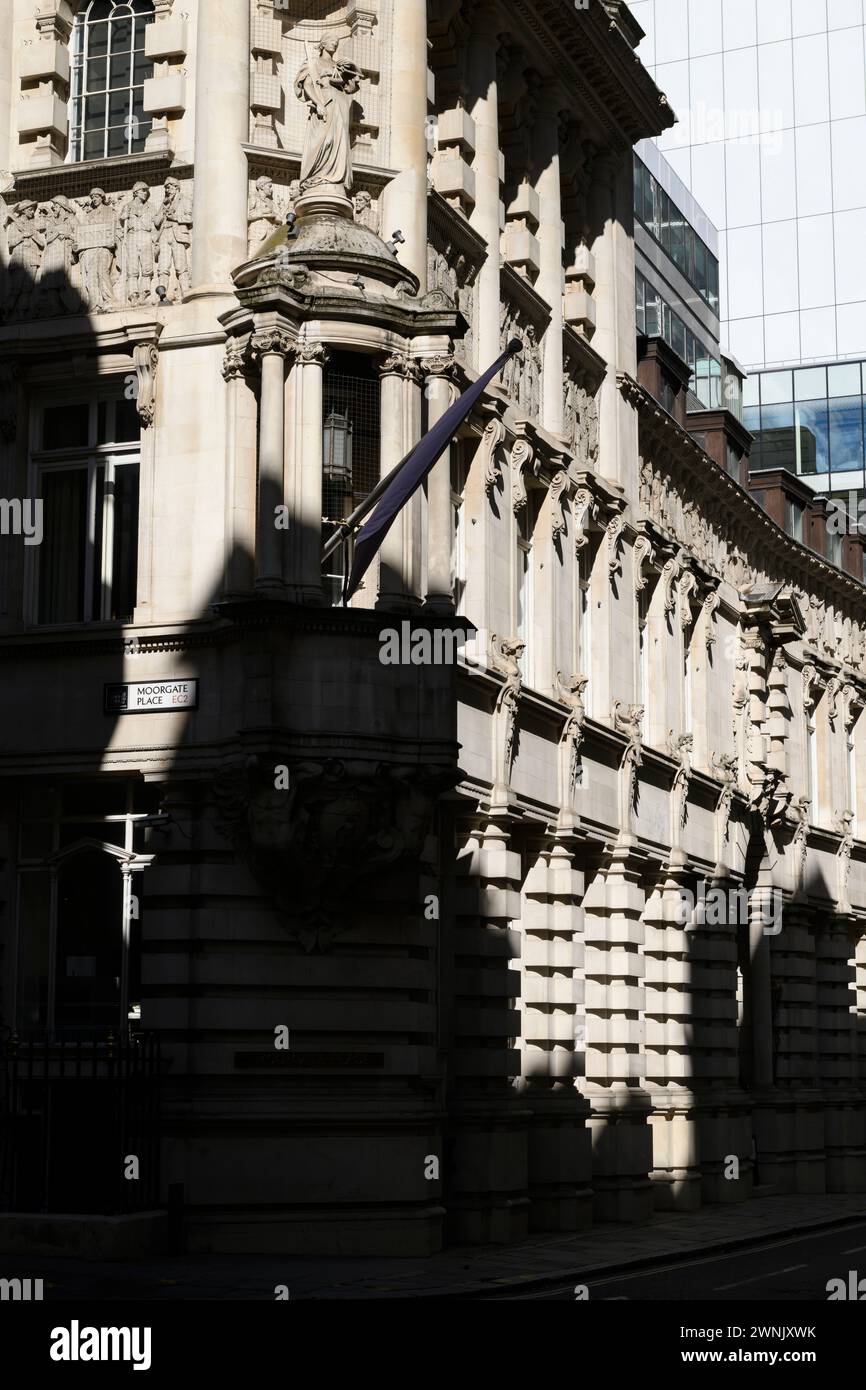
[2,175,194,319]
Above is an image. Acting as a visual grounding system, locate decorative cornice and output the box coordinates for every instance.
[625,371,866,614]
[505,0,675,152]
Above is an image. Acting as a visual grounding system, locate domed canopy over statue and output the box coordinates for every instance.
[294,37,362,206]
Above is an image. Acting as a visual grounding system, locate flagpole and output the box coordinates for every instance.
[321,341,522,574]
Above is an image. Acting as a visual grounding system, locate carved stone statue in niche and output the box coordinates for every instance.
[72,187,118,312]
[428,238,477,365]
[119,181,160,305]
[563,376,599,467]
[500,298,543,417]
[157,175,193,300]
[294,37,363,197]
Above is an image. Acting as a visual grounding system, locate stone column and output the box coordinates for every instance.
[468,9,502,368]
[190,0,251,296]
[378,0,428,289]
[287,343,327,605]
[534,94,564,437]
[424,355,458,611]
[221,339,257,597]
[377,354,422,608]
[253,329,292,594]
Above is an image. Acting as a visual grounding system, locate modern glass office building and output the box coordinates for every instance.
[744,360,866,493]
[632,140,731,413]
[632,0,866,497]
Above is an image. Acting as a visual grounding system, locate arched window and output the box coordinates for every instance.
[69,0,155,162]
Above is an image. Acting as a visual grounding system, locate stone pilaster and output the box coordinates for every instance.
[770,905,826,1194]
[643,859,701,1211]
[379,0,428,289]
[816,917,865,1192]
[190,0,251,297]
[534,94,565,438]
[582,843,653,1221]
[468,7,502,368]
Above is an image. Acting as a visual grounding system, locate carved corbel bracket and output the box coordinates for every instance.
[633,530,656,593]
[841,681,862,734]
[510,418,536,515]
[548,462,569,544]
[701,586,721,649]
[826,674,841,728]
[572,486,597,552]
[568,468,623,556]
[606,511,626,580]
[801,662,819,715]
[660,545,688,619]
[677,567,700,629]
[222,333,255,383]
[480,396,508,494]
[131,342,159,428]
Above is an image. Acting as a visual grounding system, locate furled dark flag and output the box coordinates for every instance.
[343,340,523,603]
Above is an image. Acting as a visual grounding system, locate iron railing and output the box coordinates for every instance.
[0,1031,161,1215]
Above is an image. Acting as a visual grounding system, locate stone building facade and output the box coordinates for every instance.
[0,0,865,1257]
